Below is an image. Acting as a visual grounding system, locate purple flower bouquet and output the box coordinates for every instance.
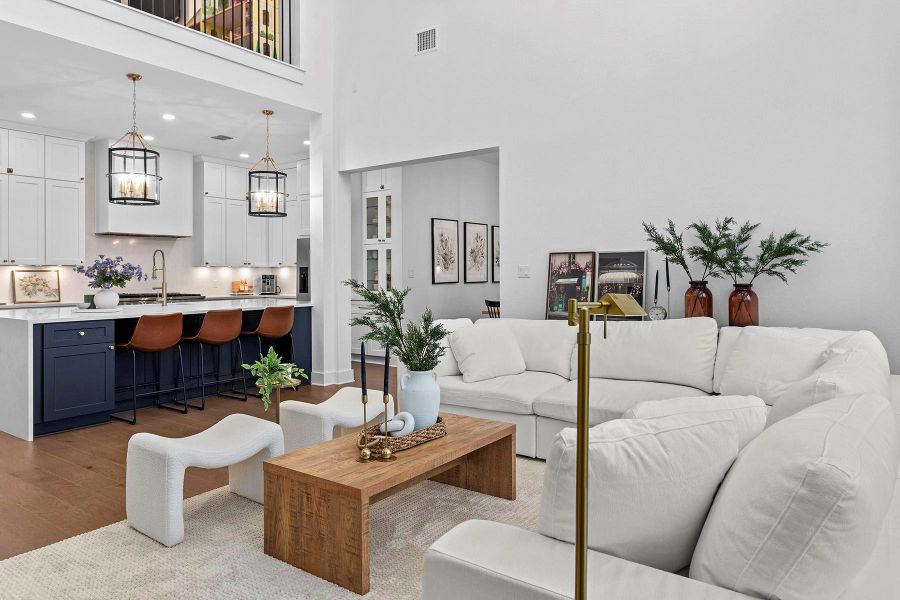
[74,255,147,289]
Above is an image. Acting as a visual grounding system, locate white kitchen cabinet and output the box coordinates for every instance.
[8,130,44,178]
[362,191,393,245]
[284,167,298,200]
[44,179,84,265]
[225,199,247,267]
[267,215,285,267]
[3,175,45,265]
[45,137,84,182]
[0,129,7,173]
[363,245,394,291]
[283,199,302,264]
[299,159,310,195]
[300,196,311,237]
[245,214,268,267]
[197,197,226,267]
[203,162,226,197]
[225,165,248,201]
[363,168,391,193]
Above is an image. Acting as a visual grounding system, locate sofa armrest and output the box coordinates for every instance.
[423,520,753,600]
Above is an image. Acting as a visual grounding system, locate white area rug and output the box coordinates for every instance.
[0,458,545,599]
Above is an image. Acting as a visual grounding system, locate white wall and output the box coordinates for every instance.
[401,156,499,321]
[332,0,900,367]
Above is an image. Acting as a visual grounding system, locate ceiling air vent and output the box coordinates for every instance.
[416,27,438,55]
[211,134,233,141]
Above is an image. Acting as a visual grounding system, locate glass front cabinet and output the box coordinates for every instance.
[361,171,396,291]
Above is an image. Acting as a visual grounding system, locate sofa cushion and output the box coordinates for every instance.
[719,327,830,405]
[624,395,767,449]
[829,330,891,374]
[533,378,705,425]
[767,348,891,426]
[569,317,719,392]
[433,318,474,377]
[690,394,900,600]
[538,413,739,572]
[491,318,576,379]
[438,371,567,415]
[449,321,526,383]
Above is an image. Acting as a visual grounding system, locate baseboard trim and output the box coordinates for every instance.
[311,369,355,386]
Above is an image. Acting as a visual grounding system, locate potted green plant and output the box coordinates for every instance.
[718,225,827,326]
[345,279,448,430]
[242,347,308,423]
[643,218,734,318]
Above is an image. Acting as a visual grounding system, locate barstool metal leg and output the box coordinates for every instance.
[158,345,189,414]
[111,349,138,425]
[187,342,206,410]
[218,337,250,402]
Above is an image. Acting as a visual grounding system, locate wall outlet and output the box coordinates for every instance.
[517,265,530,278]
[408,269,415,279]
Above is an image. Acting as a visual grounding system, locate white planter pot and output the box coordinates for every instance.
[400,370,440,430]
[93,289,120,309]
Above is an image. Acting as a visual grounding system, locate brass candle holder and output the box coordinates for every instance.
[358,392,373,462]
[379,392,395,461]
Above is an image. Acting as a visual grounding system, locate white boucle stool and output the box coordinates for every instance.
[280,386,394,452]
[126,413,284,547]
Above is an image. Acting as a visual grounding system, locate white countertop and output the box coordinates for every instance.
[0,297,313,324]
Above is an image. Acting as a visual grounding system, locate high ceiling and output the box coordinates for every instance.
[0,21,311,162]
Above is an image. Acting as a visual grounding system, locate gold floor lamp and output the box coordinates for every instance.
[567,293,646,600]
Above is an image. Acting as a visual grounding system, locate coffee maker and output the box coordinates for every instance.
[259,274,280,295]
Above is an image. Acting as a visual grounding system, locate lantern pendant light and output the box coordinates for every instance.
[247,109,288,217]
[108,73,162,205]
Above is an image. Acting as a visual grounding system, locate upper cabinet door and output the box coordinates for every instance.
[363,193,381,243]
[244,215,268,267]
[225,199,247,267]
[267,216,285,267]
[8,130,44,178]
[6,175,45,265]
[225,165,248,200]
[299,159,311,195]
[201,197,226,267]
[284,167,298,200]
[45,137,85,182]
[283,199,301,264]
[203,162,227,197]
[362,170,384,193]
[0,129,8,172]
[45,179,84,266]
[382,168,393,191]
[300,196,311,237]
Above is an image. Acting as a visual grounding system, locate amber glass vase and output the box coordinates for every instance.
[684,281,713,318]
[728,283,759,327]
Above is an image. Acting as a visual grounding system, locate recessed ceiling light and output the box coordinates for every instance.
[303,140,311,145]
[21,112,36,119]
[143,135,155,141]
[162,113,175,121]
[239,153,250,158]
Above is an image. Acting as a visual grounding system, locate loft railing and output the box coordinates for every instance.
[118,0,293,64]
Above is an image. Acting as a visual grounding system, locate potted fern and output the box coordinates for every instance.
[345,279,448,430]
[242,347,308,424]
[718,224,827,326]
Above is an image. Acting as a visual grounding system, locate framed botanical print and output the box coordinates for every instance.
[463,222,489,283]
[431,218,459,284]
[546,251,595,320]
[596,250,648,309]
[491,225,500,283]
[12,269,61,304]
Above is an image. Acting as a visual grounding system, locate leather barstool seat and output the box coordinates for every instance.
[112,312,188,425]
[240,305,295,397]
[181,309,247,409]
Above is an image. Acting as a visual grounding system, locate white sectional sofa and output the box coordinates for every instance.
[425,317,899,599]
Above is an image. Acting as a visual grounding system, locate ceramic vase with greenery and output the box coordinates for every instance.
[643,218,734,318]
[345,279,448,430]
[718,221,827,326]
[242,347,309,422]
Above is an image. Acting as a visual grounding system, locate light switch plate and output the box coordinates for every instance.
[517,265,530,278]
[408,269,415,279]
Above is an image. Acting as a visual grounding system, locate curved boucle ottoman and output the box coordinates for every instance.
[126,413,284,547]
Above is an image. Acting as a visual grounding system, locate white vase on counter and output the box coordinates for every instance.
[93,289,120,309]
[400,370,441,430]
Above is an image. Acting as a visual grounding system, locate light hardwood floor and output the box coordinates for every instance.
[0,362,392,560]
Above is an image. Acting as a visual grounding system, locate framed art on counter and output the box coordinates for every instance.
[464,222,489,283]
[431,218,459,284]
[546,251,595,319]
[12,269,61,304]
[596,250,648,308]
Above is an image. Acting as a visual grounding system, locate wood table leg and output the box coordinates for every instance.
[264,471,371,594]
[430,432,516,500]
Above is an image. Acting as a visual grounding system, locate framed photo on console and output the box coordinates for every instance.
[491,225,500,283]
[464,222,489,283]
[431,218,459,284]
[596,250,648,309]
[546,251,595,319]
[12,269,61,304]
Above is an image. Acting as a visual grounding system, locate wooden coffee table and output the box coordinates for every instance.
[263,412,516,594]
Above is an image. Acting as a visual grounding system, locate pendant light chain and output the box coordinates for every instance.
[131,76,138,134]
[265,111,271,159]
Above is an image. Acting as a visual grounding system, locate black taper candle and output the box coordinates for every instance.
[360,342,367,395]
[654,269,659,303]
[665,258,671,290]
[383,345,390,396]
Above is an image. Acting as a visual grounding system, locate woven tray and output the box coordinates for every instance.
[357,417,447,453]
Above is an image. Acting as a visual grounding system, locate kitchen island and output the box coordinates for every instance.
[0,298,313,441]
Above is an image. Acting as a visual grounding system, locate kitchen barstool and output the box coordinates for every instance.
[181,308,247,409]
[240,305,295,397]
[112,312,188,425]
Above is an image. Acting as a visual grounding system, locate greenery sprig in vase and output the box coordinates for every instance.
[242,347,309,416]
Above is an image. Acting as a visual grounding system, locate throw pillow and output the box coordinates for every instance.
[433,318,474,377]
[690,394,899,600]
[719,327,830,405]
[449,321,526,383]
[538,413,739,572]
[623,395,766,449]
